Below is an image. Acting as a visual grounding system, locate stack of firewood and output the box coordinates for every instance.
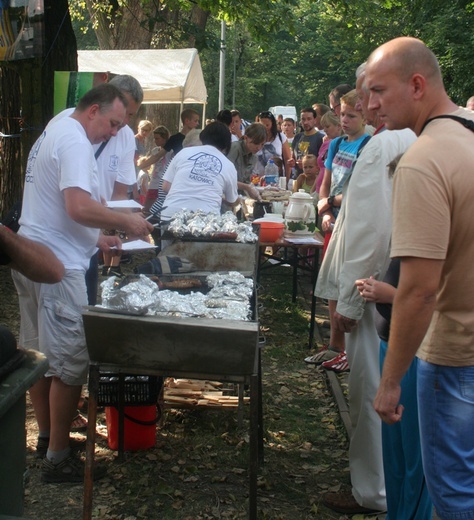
[162,378,249,409]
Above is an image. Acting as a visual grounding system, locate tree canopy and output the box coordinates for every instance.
[70,0,474,120]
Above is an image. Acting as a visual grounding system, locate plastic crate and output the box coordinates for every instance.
[98,374,161,406]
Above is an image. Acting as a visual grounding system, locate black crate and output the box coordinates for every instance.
[98,374,161,406]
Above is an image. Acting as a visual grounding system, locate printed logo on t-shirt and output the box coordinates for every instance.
[108,155,119,171]
[187,153,222,185]
[25,131,46,183]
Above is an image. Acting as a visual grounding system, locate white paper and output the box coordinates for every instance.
[111,240,157,251]
[284,237,323,245]
[106,200,143,209]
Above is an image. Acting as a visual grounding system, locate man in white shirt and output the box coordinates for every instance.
[12,84,153,484]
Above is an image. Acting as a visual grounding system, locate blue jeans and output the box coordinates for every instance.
[418,360,474,520]
[380,340,432,520]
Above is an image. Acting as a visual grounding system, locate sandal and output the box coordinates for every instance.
[70,411,88,432]
[304,345,339,365]
[321,352,350,373]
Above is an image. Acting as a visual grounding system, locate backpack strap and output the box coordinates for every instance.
[421,115,474,134]
[331,136,345,157]
[94,139,109,159]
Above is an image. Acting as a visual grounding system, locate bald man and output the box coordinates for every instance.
[366,37,474,520]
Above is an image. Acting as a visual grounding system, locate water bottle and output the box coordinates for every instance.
[264,159,279,186]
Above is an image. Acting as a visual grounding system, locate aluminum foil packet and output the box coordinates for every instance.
[99,271,253,321]
[99,275,161,315]
[167,210,257,243]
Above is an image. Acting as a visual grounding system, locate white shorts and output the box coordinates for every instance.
[12,269,89,385]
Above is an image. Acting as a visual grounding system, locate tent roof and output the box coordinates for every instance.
[77,49,207,105]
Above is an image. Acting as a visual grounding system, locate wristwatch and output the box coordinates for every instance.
[327,195,335,207]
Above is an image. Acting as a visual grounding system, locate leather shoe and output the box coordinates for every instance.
[322,492,386,515]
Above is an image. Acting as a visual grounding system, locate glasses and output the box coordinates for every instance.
[331,103,341,113]
[258,111,274,120]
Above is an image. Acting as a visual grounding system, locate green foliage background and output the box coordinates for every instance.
[71,0,474,122]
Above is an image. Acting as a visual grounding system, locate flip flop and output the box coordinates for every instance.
[71,411,88,432]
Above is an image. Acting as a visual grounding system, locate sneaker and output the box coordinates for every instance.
[41,453,106,484]
[35,436,87,459]
[304,345,339,365]
[321,352,350,373]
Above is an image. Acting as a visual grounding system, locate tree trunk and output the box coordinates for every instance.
[0,67,22,219]
[85,0,156,49]
[0,0,77,216]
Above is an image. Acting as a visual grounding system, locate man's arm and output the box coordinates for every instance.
[0,225,64,283]
[111,181,131,201]
[237,181,261,201]
[64,187,153,238]
[374,256,443,424]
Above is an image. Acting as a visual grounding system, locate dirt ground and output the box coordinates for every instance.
[0,258,357,520]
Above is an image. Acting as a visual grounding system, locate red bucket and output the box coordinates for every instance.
[105,405,157,451]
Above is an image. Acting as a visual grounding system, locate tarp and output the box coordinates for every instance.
[77,48,207,106]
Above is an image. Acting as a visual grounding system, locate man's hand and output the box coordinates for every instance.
[122,212,154,239]
[374,378,404,424]
[245,184,262,201]
[97,233,122,254]
[333,311,357,333]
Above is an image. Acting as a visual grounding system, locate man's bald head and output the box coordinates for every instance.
[365,37,456,134]
[368,37,442,84]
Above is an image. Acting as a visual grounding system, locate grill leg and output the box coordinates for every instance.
[83,365,99,520]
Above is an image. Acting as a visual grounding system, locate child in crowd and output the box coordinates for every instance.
[356,262,433,520]
[281,117,296,144]
[294,154,319,194]
[306,90,369,371]
[311,111,343,198]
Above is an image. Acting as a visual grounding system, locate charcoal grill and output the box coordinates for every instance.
[82,238,262,520]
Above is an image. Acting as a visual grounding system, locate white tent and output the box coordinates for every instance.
[77,48,207,119]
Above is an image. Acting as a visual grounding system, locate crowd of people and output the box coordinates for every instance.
[1,35,474,520]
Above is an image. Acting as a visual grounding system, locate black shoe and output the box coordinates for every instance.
[41,453,106,484]
[35,436,87,459]
[120,253,132,265]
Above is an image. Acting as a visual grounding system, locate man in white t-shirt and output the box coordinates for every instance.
[161,122,239,221]
[12,84,153,484]
[50,75,144,289]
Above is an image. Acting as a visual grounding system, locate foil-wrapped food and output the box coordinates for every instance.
[98,272,253,321]
[167,210,258,243]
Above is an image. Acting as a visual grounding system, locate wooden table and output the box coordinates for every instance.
[258,232,324,348]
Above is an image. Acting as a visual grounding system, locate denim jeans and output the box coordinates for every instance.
[418,360,474,520]
[380,341,432,519]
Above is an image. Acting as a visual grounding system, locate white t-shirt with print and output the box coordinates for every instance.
[161,144,238,220]
[19,117,101,270]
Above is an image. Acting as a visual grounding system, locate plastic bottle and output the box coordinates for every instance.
[264,159,279,186]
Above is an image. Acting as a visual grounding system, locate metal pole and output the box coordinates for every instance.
[232,24,237,109]
[219,20,226,111]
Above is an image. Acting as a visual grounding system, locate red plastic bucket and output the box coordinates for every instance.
[105,405,157,451]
